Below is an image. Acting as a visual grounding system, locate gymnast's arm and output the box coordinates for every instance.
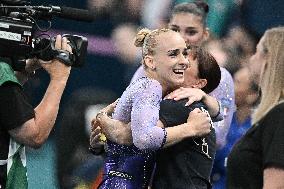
[91,100,211,148]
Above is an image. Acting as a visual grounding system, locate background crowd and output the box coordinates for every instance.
[22,0,284,188]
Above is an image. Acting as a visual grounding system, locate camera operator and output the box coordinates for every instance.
[0,35,72,189]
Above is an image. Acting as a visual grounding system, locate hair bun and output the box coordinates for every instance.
[134,28,151,47]
[194,0,209,13]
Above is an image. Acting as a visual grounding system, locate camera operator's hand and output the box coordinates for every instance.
[16,35,72,84]
[40,35,72,82]
[8,35,73,148]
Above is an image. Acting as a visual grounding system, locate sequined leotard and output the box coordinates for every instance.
[209,67,235,148]
[99,77,167,189]
[132,66,235,148]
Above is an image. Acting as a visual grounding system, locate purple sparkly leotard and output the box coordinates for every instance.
[99,77,167,189]
[132,66,235,149]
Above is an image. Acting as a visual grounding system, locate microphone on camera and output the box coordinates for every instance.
[33,5,94,22]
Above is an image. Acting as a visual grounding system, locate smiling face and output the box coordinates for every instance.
[182,47,221,93]
[168,13,208,46]
[150,31,189,93]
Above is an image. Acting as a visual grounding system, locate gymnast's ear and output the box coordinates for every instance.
[144,55,156,70]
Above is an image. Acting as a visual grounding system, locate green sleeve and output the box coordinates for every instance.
[0,62,21,86]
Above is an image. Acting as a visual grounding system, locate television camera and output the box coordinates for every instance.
[0,0,93,71]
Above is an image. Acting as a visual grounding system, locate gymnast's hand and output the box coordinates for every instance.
[90,125,105,151]
[91,99,133,145]
[186,108,211,137]
[90,100,118,149]
[91,99,118,133]
[166,87,220,118]
[165,87,206,106]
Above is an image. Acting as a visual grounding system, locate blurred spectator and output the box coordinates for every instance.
[174,0,238,37]
[205,40,229,68]
[141,0,239,36]
[224,26,257,60]
[141,0,173,29]
[205,39,240,76]
[223,26,258,76]
[111,23,141,84]
[204,25,258,76]
[211,66,259,189]
[248,36,265,86]
[226,26,284,189]
[56,87,116,189]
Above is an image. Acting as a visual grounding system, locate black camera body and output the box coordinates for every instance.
[0,16,33,58]
[0,0,90,70]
